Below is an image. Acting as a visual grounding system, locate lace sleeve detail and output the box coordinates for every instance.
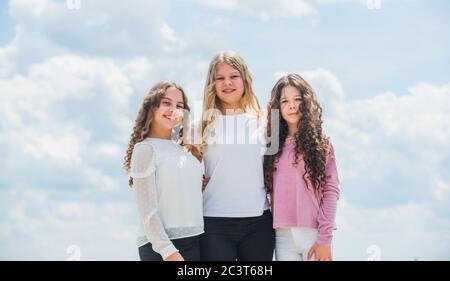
[129,143,156,178]
[131,143,178,260]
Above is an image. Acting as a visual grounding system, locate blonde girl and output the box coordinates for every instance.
[199,51,275,261]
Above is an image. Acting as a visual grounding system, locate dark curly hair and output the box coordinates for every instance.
[263,73,328,195]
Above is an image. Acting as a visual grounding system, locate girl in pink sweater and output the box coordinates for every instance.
[264,73,340,261]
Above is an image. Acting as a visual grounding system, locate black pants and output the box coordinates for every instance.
[200,209,275,261]
[138,234,201,261]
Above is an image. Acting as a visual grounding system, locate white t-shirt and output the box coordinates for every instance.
[202,112,270,217]
[129,137,204,259]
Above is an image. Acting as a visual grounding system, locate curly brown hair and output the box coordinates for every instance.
[122,81,196,187]
[263,73,328,195]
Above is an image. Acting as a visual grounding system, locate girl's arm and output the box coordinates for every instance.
[316,138,340,246]
[131,143,181,261]
[308,138,340,261]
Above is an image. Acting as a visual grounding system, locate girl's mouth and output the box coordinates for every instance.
[163,115,175,121]
[222,89,235,94]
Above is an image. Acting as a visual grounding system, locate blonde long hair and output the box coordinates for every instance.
[123,81,192,187]
[200,51,262,148]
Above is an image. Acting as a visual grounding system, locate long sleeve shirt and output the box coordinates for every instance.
[129,138,204,259]
[272,136,340,245]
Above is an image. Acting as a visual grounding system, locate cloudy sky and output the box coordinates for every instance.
[0,0,449,261]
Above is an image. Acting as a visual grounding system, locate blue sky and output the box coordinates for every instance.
[0,0,449,260]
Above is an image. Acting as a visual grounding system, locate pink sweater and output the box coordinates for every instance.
[272,136,340,245]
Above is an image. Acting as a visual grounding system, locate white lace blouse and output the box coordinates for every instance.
[129,137,204,260]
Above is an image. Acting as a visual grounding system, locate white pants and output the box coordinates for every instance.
[275,227,318,261]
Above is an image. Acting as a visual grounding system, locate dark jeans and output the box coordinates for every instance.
[138,234,201,261]
[200,209,275,261]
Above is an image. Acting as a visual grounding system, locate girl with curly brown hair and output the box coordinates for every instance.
[263,73,340,261]
[123,81,203,261]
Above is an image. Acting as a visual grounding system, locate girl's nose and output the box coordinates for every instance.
[167,104,176,112]
[224,77,232,85]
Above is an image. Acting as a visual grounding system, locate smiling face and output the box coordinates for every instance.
[153,86,185,131]
[280,85,302,126]
[214,62,245,110]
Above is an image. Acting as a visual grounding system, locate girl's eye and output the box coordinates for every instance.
[281,100,287,104]
[231,75,240,79]
[216,77,224,80]
[161,101,171,106]
[176,105,184,109]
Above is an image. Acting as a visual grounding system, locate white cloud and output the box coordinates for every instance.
[334,199,450,260]
[121,57,154,91]
[260,0,318,21]
[196,0,385,21]
[0,54,145,195]
[301,69,345,100]
[0,187,138,260]
[95,143,122,159]
[160,22,186,52]
[346,82,450,148]
[334,82,450,190]
[0,37,18,77]
[197,0,318,20]
[22,134,85,165]
[1,0,176,73]
[9,0,56,19]
[196,0,393,21]
[83,168,118,192]
[196,0,239,10]
[434,178,450,202]
[0,54,134,139]
[315,0,366,5]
